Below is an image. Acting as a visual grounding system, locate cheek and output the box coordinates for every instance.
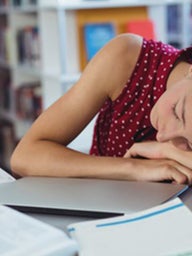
[151,97,170,119]
[150,93,174,129]
[157,90,176,115]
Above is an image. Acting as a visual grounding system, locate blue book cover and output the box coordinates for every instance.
[84,22,116,61]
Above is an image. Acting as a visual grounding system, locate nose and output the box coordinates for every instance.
[156,129,179,143]
[156,131,168,142]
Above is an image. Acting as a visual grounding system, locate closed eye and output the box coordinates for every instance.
[172,96,186,126]
[172,103,180,120]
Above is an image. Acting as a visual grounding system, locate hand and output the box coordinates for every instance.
[124,141,171,159]
[125,157,192,184]
[124,141,192,184]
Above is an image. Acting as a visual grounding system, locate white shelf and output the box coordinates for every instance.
[14,119,33,139]
[61,73,81,84]
[9,5,38,13]
[40,0,191,9]
[13,64,41,77]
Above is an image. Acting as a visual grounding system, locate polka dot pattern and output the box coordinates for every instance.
[90,38,192,157]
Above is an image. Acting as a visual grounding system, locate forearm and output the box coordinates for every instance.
[11,140,192,184]
[10,140,135,179]
[125,141,192,170]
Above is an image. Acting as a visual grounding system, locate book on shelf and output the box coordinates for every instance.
[0,0,8,7]
[15,81,42,121]
[0,68,11,111]
[17,26,40,68]
[0,119,15,171]
[0,16,9,64]
[167,4,181,34]
[126,19,156,40]
[3,27,17,66]
[83,22,116,61]
[0,28,7,63]
[12,0,37,7]
[0,168,192,256]
[168,41,181,49]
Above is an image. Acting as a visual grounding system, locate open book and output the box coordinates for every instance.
[0,204,78,256]
[68,197,192,256]
[0,168,78,256]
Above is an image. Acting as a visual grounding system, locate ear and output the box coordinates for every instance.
[186,65,192,79]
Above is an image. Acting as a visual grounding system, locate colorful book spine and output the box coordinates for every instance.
[16,26,40,67]
[126,19,156,40]
[83,22,116,61]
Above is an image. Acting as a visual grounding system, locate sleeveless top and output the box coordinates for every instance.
[90,38,192,157]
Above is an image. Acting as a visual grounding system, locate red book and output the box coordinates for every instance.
[126,19,156,40]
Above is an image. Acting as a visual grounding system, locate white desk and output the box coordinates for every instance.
[27,213,96,234]
[27,186,192,234]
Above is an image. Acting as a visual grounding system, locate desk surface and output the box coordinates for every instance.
[27,213,96,234]
[179,186,192,210]
[27,186,192,234]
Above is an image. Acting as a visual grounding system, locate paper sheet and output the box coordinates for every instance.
[68,198,192,256]
[0,168,15,183]
[0,204,78,256]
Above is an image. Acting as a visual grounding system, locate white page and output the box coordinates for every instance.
[0,168,15,183]
[68,198,192,256]
[0,204,78,256]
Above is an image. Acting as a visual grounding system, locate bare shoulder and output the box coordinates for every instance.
[109,33,143,56]
[90,33,143,100]
[90,33,143,68]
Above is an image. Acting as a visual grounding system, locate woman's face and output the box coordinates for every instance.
[150,77,192,150]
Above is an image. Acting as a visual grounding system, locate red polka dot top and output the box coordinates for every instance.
[89,38,192,157]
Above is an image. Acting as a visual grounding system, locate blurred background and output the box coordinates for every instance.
[0,0,191,173]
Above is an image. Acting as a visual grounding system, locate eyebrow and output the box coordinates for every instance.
[182,95,186,126]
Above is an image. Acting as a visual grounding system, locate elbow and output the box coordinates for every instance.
[10,148,31,177]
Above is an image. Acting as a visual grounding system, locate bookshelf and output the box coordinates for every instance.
[0,0,191,169]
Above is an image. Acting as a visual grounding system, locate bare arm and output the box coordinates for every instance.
[10,34,192,184]
[11,33,142,177]
[124,141,192,184]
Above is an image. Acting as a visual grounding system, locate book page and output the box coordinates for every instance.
[68,198,192,256]
[0,204,78,256]
[0,168,15,183]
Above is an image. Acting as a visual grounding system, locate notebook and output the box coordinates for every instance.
[0,177,188,217]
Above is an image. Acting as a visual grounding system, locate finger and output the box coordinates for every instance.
[124,150,131,158]
[173,164,192,185]
[124,143,156,159]
[167,170,188,184]
[160,162,189,184]
[124,145,140,158]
